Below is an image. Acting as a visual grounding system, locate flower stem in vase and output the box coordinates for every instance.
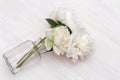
[16,37,46,68]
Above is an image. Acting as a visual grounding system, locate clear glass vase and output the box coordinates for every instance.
[3,38,46,74]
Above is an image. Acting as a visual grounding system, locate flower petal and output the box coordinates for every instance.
[53,46,62,55]
[45,29,54,41]
[44,38,53,51]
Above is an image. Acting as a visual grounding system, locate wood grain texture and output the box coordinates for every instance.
[0,0,120,80]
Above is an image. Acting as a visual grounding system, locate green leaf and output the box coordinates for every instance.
[57,21,66,26]
[46,19,58,28]
[67,26,72,34]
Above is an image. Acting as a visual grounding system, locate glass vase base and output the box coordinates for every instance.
[3,39,42,74]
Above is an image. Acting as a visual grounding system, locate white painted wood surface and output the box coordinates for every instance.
[0,0,120,80]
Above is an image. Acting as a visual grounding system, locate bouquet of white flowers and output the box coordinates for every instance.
[16,8,93,68]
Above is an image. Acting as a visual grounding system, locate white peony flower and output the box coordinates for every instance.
[50,8,80,33]
[66,28,93,62]
[45,26,70,55]
[46,9,93,62]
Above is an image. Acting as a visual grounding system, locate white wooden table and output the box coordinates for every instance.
[0,0,120,80]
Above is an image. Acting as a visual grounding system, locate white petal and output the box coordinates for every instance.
[50,10,57,21]
[44,38,53,51]
[80,33,93,53]
[45,29,54,41]
[50,8,80,33]
[53,46,62,55]
[71,56,78,63]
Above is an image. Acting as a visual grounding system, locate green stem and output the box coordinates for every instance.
[16,38,46,68]
[16,45,38,68]
[17,51,31,64]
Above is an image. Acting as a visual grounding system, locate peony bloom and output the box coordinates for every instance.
[50,8,80,33]
[66,28,93,62]
[45,8,93,62]
[45,26,70,55]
